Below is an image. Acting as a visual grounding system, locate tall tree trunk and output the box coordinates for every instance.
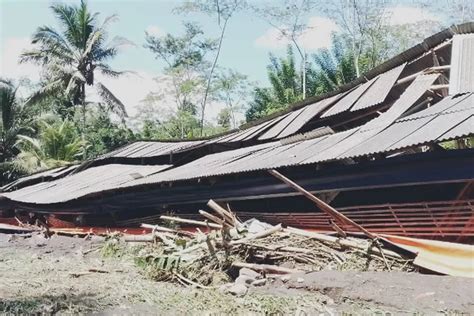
[80,83,87,159]
[200,17,229,136]
[291,38,306,99]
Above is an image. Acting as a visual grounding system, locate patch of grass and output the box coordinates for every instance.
[134,253,181,281]
[0,294,98,314]
[101,234,125,257]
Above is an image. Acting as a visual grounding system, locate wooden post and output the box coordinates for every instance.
[207,199,236,225]
[268,169,376,239]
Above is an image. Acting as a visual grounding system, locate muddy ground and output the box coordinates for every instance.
[0,232,472,315]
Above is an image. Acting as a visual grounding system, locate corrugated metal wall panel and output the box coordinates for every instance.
[449,34,474,95]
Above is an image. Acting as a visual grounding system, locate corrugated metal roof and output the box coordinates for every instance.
[276,94,341,138]
[438,115,474,141]
[4,164,171,204]
[398,93,472,121]
[125,76,464,184]
[321,78,377,117]
[350,63,406,112]
[206,114,287,144]
[1,165,78,192]
[360,74,439,131]
[342,93,474,158]
[4,91,473,205]
[449,34,474,95]
[258,108,305,140]
[101,141,206,159]
[387,109,474,152]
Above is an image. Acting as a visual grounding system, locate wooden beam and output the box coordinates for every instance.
[268,169,377,239]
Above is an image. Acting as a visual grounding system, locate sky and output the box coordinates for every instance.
[0,0,446,121]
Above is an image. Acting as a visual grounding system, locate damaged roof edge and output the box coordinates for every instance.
[227,22,474,130]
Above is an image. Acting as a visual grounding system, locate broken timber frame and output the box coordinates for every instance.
[268,169,377,239]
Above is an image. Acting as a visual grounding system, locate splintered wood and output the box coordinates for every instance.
[127,198,414,288]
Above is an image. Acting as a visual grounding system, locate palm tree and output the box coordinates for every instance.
[0,79,34,183]
[246,46,306,121]
[312,36,359,95]
[15,120,86,173]
[20,0,129,126]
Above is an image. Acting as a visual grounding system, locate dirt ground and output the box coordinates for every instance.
[0,232,472,315]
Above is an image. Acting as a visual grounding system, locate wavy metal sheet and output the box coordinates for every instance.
[449,34,474,95]
[387,109,474,151]
[4,164,171,204]
[351,63,406,112]
[1,165,77,192]
[321,78,377,117]
[259,109,305,140]
[102,141,206,159]
[438,115,474,141]
[361,74,439,132]
[398,93,472,121]
[277,94,342,138]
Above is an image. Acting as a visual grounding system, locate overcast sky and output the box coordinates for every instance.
[0,0,446,120]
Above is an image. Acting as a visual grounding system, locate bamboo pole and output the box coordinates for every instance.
[285,226,403,259]
[207,200,236,226]
[198,210,230,227]
[160,215,222,229]
[232,261,303,274]
[141,223,195,237]
[230,224,282,245]
[268,169,376,239]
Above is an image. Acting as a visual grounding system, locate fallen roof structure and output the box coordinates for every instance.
[1,23,473,242]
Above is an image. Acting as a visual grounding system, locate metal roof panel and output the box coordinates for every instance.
[351,63,406,112]
[321,78,377,117]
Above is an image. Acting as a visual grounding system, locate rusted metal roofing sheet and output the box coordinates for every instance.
[449,34,474,95]
[350,63,406,112]
[101,141,206,159]
[321,78,377,117]
[4,164,171,204]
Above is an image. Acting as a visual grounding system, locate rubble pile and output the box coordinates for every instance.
[122,200,415,290]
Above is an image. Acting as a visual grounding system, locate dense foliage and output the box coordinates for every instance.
[2,0,462,184]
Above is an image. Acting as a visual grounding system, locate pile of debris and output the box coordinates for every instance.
[122,199,415,292]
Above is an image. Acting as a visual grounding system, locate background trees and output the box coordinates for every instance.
[20,0,129,126]
[0,0,449,183]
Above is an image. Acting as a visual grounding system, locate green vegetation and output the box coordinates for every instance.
[2,0,470,184]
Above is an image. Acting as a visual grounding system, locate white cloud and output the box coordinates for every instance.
[386,5,443,25]
[145,25,165,37]
[90,71,159,118]
[95,71,228,126]
[255,16,339,51]
[0,37,40,82]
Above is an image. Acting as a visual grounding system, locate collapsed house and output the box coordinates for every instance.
[1,23,473,242]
